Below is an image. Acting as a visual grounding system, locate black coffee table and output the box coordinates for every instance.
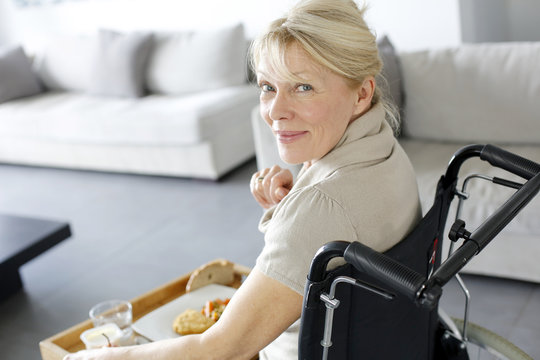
[0,213,71,301]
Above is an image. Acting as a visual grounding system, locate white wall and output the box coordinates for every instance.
[0,0,461,54]
[364,0,461,52]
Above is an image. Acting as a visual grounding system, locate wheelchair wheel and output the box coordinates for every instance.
[451,318,533,360]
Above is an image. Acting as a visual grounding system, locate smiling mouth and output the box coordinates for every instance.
[274,130,308,144]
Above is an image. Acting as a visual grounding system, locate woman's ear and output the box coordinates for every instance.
[353,76,375,116]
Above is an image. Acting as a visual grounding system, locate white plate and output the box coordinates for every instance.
[132,284,237,341]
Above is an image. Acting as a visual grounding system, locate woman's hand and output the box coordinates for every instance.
[250,165,293,209]
[63,342,162,360]
[63,346,123,360]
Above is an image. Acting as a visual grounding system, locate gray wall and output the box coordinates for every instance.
[460,0,540,43]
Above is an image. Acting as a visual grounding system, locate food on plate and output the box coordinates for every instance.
[202,298,230,321]
[173,309,216,335]
[172,298,231,335]
[186,259,235,292]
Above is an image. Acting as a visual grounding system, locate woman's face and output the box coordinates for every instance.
[256,43,370,165]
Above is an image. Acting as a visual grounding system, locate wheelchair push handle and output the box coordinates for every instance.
[443,144,540,189]
[480,144,540,180]
[343,242,426,303]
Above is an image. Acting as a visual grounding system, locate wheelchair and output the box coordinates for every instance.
[299,144,540,360]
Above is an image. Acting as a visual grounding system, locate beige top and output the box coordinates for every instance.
[255,103,422,360]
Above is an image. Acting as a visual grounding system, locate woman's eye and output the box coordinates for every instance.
[261,84,275,92]
[297,84,313,92]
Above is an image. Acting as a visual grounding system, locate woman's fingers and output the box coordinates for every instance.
[251,168,272,208]
[250,166,293,209]
[269,168,293,204]
[260,165,281,203]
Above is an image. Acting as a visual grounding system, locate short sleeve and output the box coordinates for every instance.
[255,187,357,294]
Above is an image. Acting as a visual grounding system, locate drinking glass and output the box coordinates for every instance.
[89,299,134,345]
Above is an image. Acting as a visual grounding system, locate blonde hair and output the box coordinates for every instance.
[250,0,400,132]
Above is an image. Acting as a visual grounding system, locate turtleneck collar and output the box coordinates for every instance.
[293,102,395,190]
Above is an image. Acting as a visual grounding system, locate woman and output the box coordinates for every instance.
[65,1,420,359]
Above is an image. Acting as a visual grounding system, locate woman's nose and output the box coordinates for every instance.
[268,92,292,121]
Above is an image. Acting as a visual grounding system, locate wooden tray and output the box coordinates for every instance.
[39,260,251,360]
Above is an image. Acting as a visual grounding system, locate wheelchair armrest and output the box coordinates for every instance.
[307,241,349,282]
[343,242,427,303]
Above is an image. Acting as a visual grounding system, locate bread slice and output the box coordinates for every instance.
[186,259,235,292]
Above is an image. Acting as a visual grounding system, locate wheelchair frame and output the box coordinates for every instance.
[299,144,540,360]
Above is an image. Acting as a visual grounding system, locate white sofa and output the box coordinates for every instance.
[0,24,259,180]
[251,40,540,283]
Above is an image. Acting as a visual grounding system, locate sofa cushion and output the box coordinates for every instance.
[146,24,246,95]
[35,35,97,92]
[0,85,259,146]
[377,35,403,112]
[90,30,153,98]
[0,46,43,104]
[400,42,540,144]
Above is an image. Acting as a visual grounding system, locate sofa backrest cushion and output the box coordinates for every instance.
[35,35,97,92]
[89,30,153,98]
[0,45,43,104]
[146,23,247,95]
[400,42,540,144]
[377,35,404,113]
